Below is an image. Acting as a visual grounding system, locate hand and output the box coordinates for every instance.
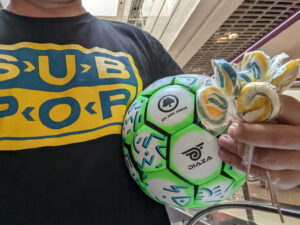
[218,95,300,190]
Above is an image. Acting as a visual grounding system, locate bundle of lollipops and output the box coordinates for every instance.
[196,50,300,223]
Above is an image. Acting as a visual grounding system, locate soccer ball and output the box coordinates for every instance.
[122,74,245,208]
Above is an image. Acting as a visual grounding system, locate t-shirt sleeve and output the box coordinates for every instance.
[144,32,184,81]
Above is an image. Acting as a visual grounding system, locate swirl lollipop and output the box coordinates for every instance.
[239,52,279,192]
[237,82,281,123]
[237,52,298,223]
[236,71,255,93]
[199,51,299,223]
[212,59,237,96]
[270,59,300,93]
[241,51,270,81]
[196,86,230,135]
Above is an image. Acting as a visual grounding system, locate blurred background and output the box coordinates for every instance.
[0,0,299,224]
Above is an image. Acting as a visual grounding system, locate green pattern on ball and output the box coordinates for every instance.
[141,76,174,96]
[122,96,148,145]
[174,74,208,92]
[122,74,245,209]
[123,145,144,189]
[224,163,246,184]
[143,169,195,208]
[193,175,234,208]
[131,125,168,172]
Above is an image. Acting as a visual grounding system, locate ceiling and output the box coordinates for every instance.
[127,0,299,76]
[180,0,299,75]
[260,19,299,60]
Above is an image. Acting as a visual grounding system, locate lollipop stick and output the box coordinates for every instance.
[274,190,285,224]
[243,144,255,183]
[266,170,275,206]
[266,170,284,223]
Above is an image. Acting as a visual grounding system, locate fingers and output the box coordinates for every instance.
[219,135,300,171]
[219,149,300,190]
[227,123,300,150]
[277,95,300,126]
[218,135,245,160]
[219,95,300,190]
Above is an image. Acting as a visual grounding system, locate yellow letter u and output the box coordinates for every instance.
[39,55,76,86]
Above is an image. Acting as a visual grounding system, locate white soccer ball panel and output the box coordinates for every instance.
[171,128,221,180]
[146,178,193,208]
[142,76,174,95]
[147,85,194,133]
[175,74,209,90]
[132,128,167,171]
[196,179,234,204]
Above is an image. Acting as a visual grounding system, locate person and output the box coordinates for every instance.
[1,1,299,225]
[219,94,300,190]
[0,0,182,225]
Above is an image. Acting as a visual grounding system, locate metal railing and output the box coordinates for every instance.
[187,201,300,225]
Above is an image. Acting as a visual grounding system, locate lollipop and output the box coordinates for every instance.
[269,52,289,78]
[239,52,280,185]
[237,71,254,84]
[270,59,300,93]
[239,52,298,223]
[241,51,270,81]
[236,81,281,217]
[199,51,299,224]
[212,59,237,96]
[196,86,230,135]
[237,82,281,123]
[236,71,255,92]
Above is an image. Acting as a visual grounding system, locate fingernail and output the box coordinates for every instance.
[219,150,229,162]
[218,135,234,148]
[228,123,238,138]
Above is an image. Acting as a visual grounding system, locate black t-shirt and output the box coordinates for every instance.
[0,10,183,225]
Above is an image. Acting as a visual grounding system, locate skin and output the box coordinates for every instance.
[219,95,300,190]
[7,0,86,17]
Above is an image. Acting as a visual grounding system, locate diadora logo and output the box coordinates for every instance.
[182,143,203,161]
[0,42,142,150]
[158,95,179,113]
[182,142,213,170]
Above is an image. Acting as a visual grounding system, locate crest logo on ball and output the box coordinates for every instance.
[182,143,203,161]
[158,95,179,112]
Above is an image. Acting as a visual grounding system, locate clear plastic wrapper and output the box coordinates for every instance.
[194,50,299,224]
[241,50,271,81]
[196,84,231,136]
[269,52,289,77]
[195,50,299,224]
[196,69,238,136]
[270,59,300,93]
[212,59,238,97]
[229,62,240,72]
[237,82,281,123]
[196,50,300,180]
[236,71,255,94]
[238,51,299,167]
